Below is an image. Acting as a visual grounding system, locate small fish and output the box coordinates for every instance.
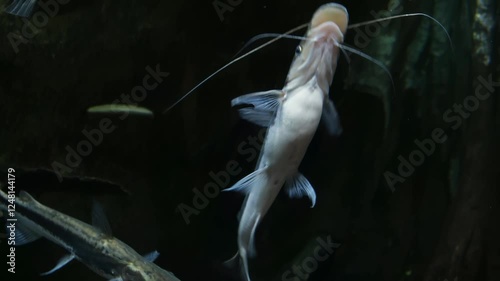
[87,104,154,118]
[0,189,180,281]
[4,0,38,17]
[223,3,348,280]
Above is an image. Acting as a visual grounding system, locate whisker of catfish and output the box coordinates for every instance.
[337,42,396,96]
[233,33,311,59]
[347,13,454,55]
[163,23,310,114]
[339,44,352,74]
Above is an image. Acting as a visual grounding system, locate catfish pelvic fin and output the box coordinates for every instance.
[284,172,317,207]
[223,168,267,194]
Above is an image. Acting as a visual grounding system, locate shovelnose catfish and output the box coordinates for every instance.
[0,188,180,281]
[223,3,348,280]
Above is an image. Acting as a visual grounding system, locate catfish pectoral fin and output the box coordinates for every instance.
[5,0,37,17]
[40,254,76,276]
[232,90,284,127]
[13,221,42,245]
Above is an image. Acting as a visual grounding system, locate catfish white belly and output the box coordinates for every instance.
[261,80,325,171]
[225,78,332,281]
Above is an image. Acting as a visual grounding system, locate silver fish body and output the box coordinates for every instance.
[226,3,348,280]
[0,189,180,281]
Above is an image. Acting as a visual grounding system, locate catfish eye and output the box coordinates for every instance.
[295,45,302,55]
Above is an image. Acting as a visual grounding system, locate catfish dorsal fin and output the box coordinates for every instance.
[91,200,112,235]
[142,250,160,263]
[19,191,37,202]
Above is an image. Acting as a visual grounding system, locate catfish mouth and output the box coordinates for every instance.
[311,3,349,35]
[301,2,349,68]
[284,3,349,91]
[309,21,344,45]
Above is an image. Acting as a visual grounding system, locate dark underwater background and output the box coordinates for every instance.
[0,0,499,280]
